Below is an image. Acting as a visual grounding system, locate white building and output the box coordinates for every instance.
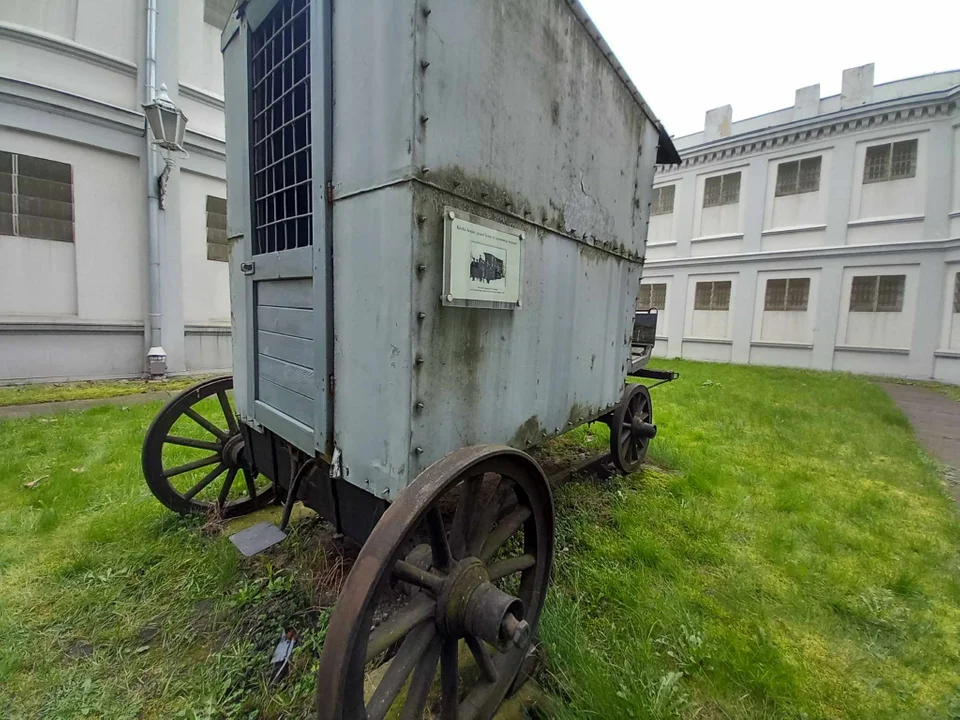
[644,64,960,382]
[0,0,233,383]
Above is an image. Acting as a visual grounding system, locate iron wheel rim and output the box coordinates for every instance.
[141,376,274,518]
[316,445,554,720]
[610,383,652,474]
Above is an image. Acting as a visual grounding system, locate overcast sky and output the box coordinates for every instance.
[579,0,960,138]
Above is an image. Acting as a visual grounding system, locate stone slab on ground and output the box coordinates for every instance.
[0,391,177,420]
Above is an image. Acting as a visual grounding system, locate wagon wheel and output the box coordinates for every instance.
[609,383,656,474]
[142,376,274,518]
[316,445,554,720]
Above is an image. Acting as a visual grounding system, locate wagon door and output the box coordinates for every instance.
[241,0,332,456]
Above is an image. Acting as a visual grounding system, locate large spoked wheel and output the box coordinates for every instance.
[316,445,554,720]
[142,376,274,518]
[609,383,656,475]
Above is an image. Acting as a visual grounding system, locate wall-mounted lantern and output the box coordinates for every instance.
[142,83,188,209]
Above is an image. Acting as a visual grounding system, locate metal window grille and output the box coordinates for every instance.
[849,275,905,312]
[954,273,960,314]
[206,195,229,262]
[651,185,675,216]
[0,150,74,242]
[764,279,787,309]
[797,157,821,193]
[890,140,918,180]
[765,278,810,311]
[774,162,799,197]
[703,172,740,208]
[250,0,313,255]
[694,280,731,311]
[864,140,917,184]
[637,283,666,310]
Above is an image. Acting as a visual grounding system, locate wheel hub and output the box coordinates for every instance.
[221,433,246,468]
[435,557,527,649]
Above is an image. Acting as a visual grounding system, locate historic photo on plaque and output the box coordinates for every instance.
[443,209,523,309]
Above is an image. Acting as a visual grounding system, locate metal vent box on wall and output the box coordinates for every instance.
[222,0,675,499]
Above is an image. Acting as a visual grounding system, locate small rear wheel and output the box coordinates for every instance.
[609,383,656,474]
[141,376,274,517]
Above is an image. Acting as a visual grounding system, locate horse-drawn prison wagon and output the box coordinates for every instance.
[141,0,680,716]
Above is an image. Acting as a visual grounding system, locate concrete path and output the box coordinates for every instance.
[0,391,176,420]
[881,382,960,469]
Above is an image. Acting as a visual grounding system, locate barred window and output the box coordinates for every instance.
[849,275,905,313]
[703,172,740,208]
[764,277,810,311]
[637,282,666,310]
[954,273,960,314]
[0,151,74,242]
[775,156,821,196]
[651,185,675,216]
[863,140,917,184]
[694,280,731,311]
[206,196,228,262]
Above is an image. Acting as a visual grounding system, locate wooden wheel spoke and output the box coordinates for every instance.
[467,475,505,558]
[450,475,481,560]
[183,463,226,500]
[400,636,441,720]
[217,467,238,508]
[365,596,435,663]
[184,407,228,441]
[480,506,531,563]
[217,390,239,434]
[465,634,498,684]
[164,435,221,452]
[366,623,436,720]
[426,507,452,572]
[487,553,536,581]
[394,560,444,594]
[242,467,258,502]
[440,636,459,720]
[163,453,221,479]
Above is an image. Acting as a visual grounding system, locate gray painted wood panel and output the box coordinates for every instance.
[258,330,313,369]
[258,279,313,309]
[257,306,313,339]
[258,377,313,427]
[258,353,315,398]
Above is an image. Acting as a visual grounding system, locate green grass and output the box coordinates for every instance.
[0,375,218,407]
[1,360,960,718]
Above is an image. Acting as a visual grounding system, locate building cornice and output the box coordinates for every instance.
[658,89,958,177]
[0,22,138,78]
[0,320,144,335]
[179,83,225,111]
[0,75,143,137]
[646,236,960,269]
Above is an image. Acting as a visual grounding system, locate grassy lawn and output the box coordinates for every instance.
[0,375,218,408]
[2,359,960,718]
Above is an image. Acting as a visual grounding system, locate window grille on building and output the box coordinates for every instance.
[250,0,313,255]
[206,195,228,262]
[849,275,905,312]
[203,0,234,29]
[651,185,675,216]
[694,280,731,311]
[863,139,917,184]
[764,278,810,311]
[0,151,74,242]
[775,156,822,196]
[703,172,740,208]
[637,283,666,310]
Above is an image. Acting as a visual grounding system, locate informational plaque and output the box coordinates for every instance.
[442,207,523,310]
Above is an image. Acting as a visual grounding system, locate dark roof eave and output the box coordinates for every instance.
[656,124,682,165]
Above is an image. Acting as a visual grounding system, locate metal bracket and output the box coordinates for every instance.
[240,261,256,275]
[329,447,342,480]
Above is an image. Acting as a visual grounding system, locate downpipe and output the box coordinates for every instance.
[144,0,166,377]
